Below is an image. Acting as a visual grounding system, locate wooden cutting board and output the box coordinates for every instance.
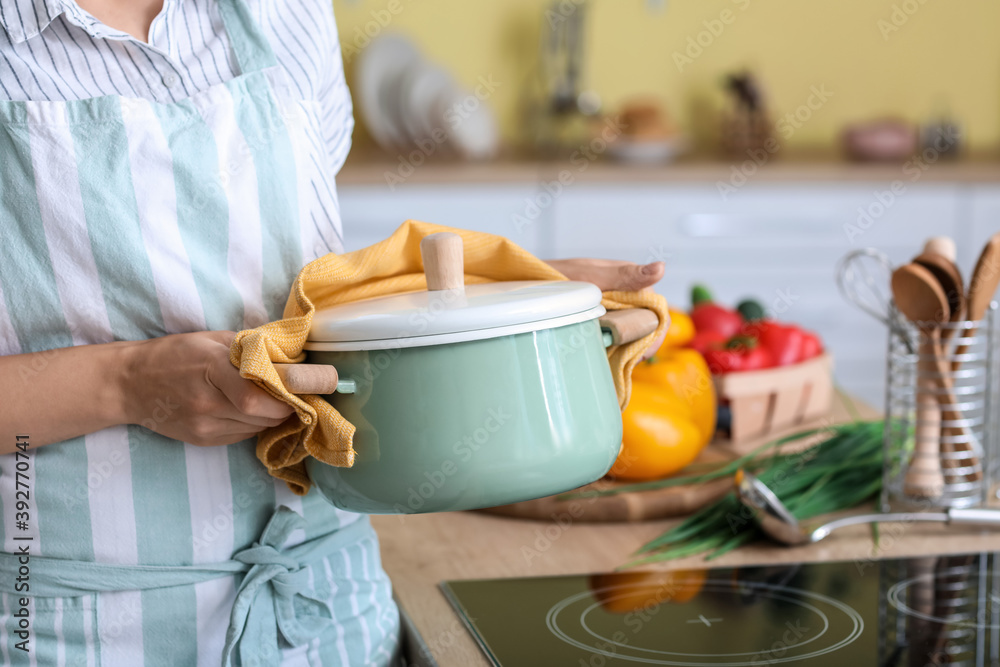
[478,445,736,522]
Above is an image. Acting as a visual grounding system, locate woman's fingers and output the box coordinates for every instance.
[121,331,296,447]
[208,358,296,423]
[544,258,667,358]
[641,330,668,361]
[545,259,665,292]
[206,330,238,346]
[203,330,294,427]
[213,407,291,429]
[198,420,275,447]
[613,261,665,292]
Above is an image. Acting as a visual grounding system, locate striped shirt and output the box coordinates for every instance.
[0,0,401,665]
[0,0,354,175]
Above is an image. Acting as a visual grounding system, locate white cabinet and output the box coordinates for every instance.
[338,184,547,255]
[549,183,966,406]
[969,187,1000,265]
[338,178,991,408]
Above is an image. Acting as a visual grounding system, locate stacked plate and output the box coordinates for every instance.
[356,34,500,161]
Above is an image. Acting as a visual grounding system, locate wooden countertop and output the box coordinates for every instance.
[339,152,1000,187]
[372,400,1000,666]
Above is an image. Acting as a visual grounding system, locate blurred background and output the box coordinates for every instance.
[329,0,1000,408]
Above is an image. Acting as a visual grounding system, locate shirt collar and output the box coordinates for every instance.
[2,0,181,46]
[0,0,65,43]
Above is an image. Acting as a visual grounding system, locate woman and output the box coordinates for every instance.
[0,0,665,663]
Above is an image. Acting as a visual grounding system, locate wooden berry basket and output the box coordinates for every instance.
[714,353,834,447]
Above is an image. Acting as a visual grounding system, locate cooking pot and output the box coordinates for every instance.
[277,233,659,514]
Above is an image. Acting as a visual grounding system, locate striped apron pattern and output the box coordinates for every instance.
[0,0,399,664]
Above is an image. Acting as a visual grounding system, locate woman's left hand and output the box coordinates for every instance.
[545,259,666,360]
[544,259,664,293]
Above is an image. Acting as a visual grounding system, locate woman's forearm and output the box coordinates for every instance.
[0,331,295,455]
[0,342,138,454]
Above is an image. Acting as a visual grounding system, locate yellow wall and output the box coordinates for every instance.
[333,0,1000,153]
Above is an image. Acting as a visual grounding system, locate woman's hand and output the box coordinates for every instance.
[121,331,294,447]
[544,259,665,292]
[546,258,667,359]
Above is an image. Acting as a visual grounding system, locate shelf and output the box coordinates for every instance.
[338,151,1000,187]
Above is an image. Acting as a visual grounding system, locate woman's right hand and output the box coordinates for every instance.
[121,331,295,447]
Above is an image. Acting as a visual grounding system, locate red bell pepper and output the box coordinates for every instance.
[703,337,774,374]
[690,303,743,339]
[757,322,804,367]
[799,330,823,361]
[688,329,728,355]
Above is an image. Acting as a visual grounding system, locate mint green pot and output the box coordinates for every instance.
[304,319,623,514]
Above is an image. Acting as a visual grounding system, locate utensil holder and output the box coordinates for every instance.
[882,302,997,511]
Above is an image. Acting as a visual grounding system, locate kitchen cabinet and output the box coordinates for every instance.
[549,183,966,408]
[969,186,1000,259]
[338,178,1000,408]
[338,184,547,255]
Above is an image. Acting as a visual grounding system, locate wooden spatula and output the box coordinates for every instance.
[951,232,1000,372]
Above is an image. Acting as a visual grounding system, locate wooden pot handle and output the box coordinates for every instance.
[421,232,465,291]
[273,363,340,395]
[600,308,660,346]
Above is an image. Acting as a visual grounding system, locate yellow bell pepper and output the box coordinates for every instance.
[631,348,716,441]
[611,349,716,481]
[610,384,705,480]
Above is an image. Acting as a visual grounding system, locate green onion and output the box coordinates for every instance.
[619,419,885,568]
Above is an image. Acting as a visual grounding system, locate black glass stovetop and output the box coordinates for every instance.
[441,552,1000,666]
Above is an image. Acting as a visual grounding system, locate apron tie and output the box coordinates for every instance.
[0,508,373,666]
[222,506,334,666]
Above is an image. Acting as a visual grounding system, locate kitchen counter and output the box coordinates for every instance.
[339,152,1000,187]
[371,400,1000,666]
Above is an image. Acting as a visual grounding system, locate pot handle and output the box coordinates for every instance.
[273,363,353,395]
[600,309,660,347]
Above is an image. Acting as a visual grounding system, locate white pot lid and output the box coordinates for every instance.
[305,280,604,351]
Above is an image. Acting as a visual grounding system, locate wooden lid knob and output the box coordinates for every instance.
[420,232,465,291]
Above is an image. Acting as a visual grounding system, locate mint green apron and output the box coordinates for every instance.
[3,509,373,665]
[0,0,398,664]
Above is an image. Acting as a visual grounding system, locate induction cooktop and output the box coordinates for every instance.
[441,552,1000,666]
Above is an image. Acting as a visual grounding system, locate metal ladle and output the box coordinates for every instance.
[735,471,1000,546]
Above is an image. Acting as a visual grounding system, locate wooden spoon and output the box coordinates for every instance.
[893,263,948,498]
[912,249,976,488]
[893,263,950,329]
[891,263,981,484]
[903,242,965,498]
[913,250,965,344]
[951,232,1000,372]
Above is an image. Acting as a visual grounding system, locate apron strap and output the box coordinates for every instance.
[215,0,280,75]
[0,509,373,666]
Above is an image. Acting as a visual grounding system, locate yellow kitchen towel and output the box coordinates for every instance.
[230,220,669,495]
